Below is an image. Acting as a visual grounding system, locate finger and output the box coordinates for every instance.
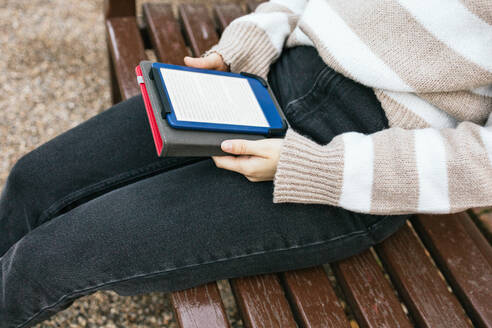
[221,139,271,157]
[211,155,231,167]
[245,176,262,182]
[184,55,220,70]
[213,156,251,174]
[204,53,228,71]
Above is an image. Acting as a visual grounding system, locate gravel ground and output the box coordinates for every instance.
[1,0,243,327]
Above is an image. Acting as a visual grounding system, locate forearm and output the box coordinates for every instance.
[274,117,492,215]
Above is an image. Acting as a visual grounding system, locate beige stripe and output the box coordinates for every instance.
[371,128,419,213]
[287,16,299,32]
[207,21,279,78]
[374,90,430,129]
[298,21,355,81]
[419,91,492,124]
[329,0,492,92]
[459,0,492,24]
[441,122,492,212]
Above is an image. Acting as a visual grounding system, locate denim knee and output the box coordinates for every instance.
[0,149,57,255]
[0,231,79,328]
[2,151,48,224]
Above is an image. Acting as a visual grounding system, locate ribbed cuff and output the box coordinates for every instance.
[203,21,279,79]
[273,129,345,206]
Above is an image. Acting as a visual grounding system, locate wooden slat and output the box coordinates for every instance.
[106,17,147,100]
[231,274,297,328]
[375,223,471,328]
[107,43,121,104]
[214,3,245,32]
[179,4,220,56]
[247,0,264,13]
[170,282,230,328]
[412,213,492,328]
[104,0,135,19]
[333,250,413,328]
[281,267,351,328]
[142,3,190,65]
[469,208,492,244]
[460,212,492,267]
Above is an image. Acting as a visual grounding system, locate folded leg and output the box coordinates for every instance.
[0,158,409,328]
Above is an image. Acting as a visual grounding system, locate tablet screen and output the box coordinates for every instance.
[159,67,270,127]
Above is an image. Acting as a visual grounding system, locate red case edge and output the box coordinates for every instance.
[136,65,163,156]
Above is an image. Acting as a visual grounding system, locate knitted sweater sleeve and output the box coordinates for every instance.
[273,114,492,215]
[203,0,307,78]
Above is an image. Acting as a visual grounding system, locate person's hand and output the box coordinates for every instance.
[212,138,283,182]
[184,53,229,71]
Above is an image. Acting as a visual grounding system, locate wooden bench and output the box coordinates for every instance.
[104,1,492,327]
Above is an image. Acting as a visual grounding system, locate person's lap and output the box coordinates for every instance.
[0,46,410,328]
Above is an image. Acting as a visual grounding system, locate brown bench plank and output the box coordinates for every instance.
[104,0,135,19]
[412,213,492,328]
[106,16,147,101]
[333,250,413,328]
[231,274,297,328]
[107,43,121,104]
[142,3,190,65]
[375,223,471,328]
[179,4,220,56]
[460,211,492,267]
[282,267,351,328]
[214,3,245,33]
[170,282,230,328]
[470,208,492,244]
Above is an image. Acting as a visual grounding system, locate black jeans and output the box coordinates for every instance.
[0,46,410,328]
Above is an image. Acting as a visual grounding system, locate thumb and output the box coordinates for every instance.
[221,140,269,156]
[184,55,219,70]
[221,140,252,155]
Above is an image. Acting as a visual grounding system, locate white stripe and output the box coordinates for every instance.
[271,0,307,14]
[236,13,291,52]
[384,91,458,128]
[414,129,450,213]
[339,133,374,213]
[290,26,314,46]
[397,0,492,72]
[481,124,492,166]
[300,0,413,92]
[472,85,492,98]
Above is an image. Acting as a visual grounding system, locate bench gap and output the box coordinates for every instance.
[216,279,245,328]
[368,245,418,326]
[405,221,455,293]
[322,264,361,327]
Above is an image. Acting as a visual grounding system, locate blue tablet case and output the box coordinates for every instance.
[151,63,287,137]
[138,61,289,157]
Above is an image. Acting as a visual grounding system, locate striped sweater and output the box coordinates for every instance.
[205,0,492,215]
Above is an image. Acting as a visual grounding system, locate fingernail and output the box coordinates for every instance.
[222,141,232,152]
